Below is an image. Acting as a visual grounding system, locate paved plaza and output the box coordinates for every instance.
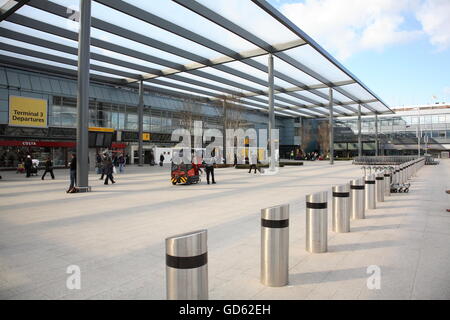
[0,160,449,300]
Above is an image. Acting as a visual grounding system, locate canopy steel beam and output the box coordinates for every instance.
[0,27,162,76]
[172,0,362,115]
[3,0,391,118]
[7,13,332,113]
[0,0,29,22]
[0,42,142,79]
[0,54,121,85]
[251,0,393,114]
[28,0,351,114]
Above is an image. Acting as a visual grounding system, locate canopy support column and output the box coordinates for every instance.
[358,104,362,157]
[329,87,334,165]
[268,53,275,171]
[76,0,91,192]
[375,113,379,156]
[138,80,144,166]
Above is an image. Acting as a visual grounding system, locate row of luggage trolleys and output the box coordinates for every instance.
[360,158,425,194]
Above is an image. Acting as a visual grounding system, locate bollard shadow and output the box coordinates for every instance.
[385,198,419,202]
[328,240,398,252]
[289,266,388,285]
[377,205,419,210]
[365,213,407,219]
[351,224,403,232]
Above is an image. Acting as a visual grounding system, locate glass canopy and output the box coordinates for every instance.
[0,0,393,118]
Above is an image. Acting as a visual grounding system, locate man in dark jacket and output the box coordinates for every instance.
[104,156,115,185]
[159,153,165,167]
[67,153,77,193]
[24,155,32,178]
[41,157,55,180]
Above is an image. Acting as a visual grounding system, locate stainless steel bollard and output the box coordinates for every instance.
[384,171,391,196]
[166,229,208,300]
[261,204,289,287]
[306,191,328,253]
[332,184,351,233]
[350,178,365,219]
[375,172,385,202]
[394,166,400,184]
[365,174,376,209]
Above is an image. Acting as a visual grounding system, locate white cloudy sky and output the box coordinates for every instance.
[268,0,450,105]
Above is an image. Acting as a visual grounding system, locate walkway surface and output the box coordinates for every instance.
[0,160,449,300]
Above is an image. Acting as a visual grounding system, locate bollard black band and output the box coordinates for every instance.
[365,180,375,184]
[166,252,207,269]
[376,177,384,180]
[261,219,289,228]
[351,185,364,190]
[384,174,390,177]
[306,202,327,209]
[333,192,349,197]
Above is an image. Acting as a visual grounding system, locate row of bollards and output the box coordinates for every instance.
[165,157,425,299]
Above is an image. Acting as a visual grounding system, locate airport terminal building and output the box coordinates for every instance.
[1,64,450,168]
[0,66,297,168]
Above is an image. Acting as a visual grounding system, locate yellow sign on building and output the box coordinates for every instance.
[143,133,151,141]
[9,96,48,128]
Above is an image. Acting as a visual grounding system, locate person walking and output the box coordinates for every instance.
[67,153,77,193]
[118,153,125,173]
[446,190,450,213]
[24,155,32,178]
[149,150,155,166]
[95,153,102,174]
[99,153,107,180]
[41,157,55,180]
[159,153,165,167]
[104,156,115,185]
[248,152,260,174]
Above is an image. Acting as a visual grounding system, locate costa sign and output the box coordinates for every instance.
[0,140,127,148]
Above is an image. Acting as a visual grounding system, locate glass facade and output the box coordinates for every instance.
[300,106,450,157]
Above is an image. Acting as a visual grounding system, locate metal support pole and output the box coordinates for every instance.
[138,80,144,166]
[76,0,91,192]
[166,229,208,300]
[268,54,275,171]
[261,204,289,287]
[375,114,379,156]
[222,99,227,164]
[417,108,421,157]
[358,104,362,157]
[329,87,334,165]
